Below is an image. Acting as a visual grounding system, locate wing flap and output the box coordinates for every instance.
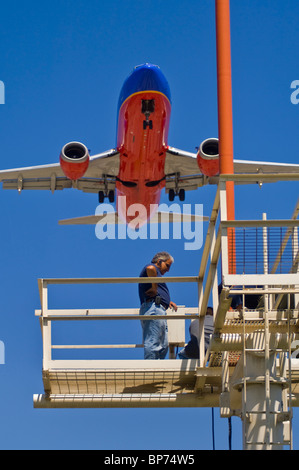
[2,177,71,191]
[1,176,116,193]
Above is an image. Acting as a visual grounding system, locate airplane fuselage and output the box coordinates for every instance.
[116,64,171,223]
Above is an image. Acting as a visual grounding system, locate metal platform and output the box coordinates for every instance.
[33,306,299,410]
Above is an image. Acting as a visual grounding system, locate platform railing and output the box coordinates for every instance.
[221,219,299,285]
[37,276,200,370]
[219,176,299,288]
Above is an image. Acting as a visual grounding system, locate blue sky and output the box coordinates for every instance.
[0,0,298,450]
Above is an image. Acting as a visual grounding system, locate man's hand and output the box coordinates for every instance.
[169,301,178,311]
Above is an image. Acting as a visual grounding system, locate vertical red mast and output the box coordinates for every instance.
[215,0,235,273]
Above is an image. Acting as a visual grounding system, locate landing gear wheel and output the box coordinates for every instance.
[178,188,185,201]
[168,189,175,202]
[143,120,153,130]
[98,191,105,203]
[108,190,115,203]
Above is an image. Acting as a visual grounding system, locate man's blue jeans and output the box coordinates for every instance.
[139,301,168,359]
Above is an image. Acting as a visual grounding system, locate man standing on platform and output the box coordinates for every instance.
[139,252,177,359]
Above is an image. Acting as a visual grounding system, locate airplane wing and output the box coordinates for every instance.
[165,146,299,192]
[0,149,120,193]
[1,143,298,195]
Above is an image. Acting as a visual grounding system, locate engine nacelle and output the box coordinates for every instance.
[197,138,219,176]
[59,141,90,180]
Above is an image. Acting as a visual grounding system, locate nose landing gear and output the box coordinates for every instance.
[142,99,155,130]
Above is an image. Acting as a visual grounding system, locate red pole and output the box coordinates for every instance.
[215,0,235,274]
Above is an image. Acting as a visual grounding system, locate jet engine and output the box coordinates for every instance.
[59,141,90,180]
[197,138,219,176]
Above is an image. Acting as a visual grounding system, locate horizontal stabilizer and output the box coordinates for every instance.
[149,211,209,223]
[59,211,209,226]
[59,212,125,225]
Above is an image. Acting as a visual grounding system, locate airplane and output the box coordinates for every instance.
[0,62,299,227]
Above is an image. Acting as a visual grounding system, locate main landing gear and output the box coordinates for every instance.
[98,190,115,203]
[168,188,185,202]
[167,172,185,202]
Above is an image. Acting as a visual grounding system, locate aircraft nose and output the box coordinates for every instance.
[118,63,171,110]
[134,64,161,88]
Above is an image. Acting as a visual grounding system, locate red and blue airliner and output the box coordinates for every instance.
[0,63,298,226]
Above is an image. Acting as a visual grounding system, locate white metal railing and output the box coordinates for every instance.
[37,276,200,370]
[219,177,299,287]
[221,219,299,285]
